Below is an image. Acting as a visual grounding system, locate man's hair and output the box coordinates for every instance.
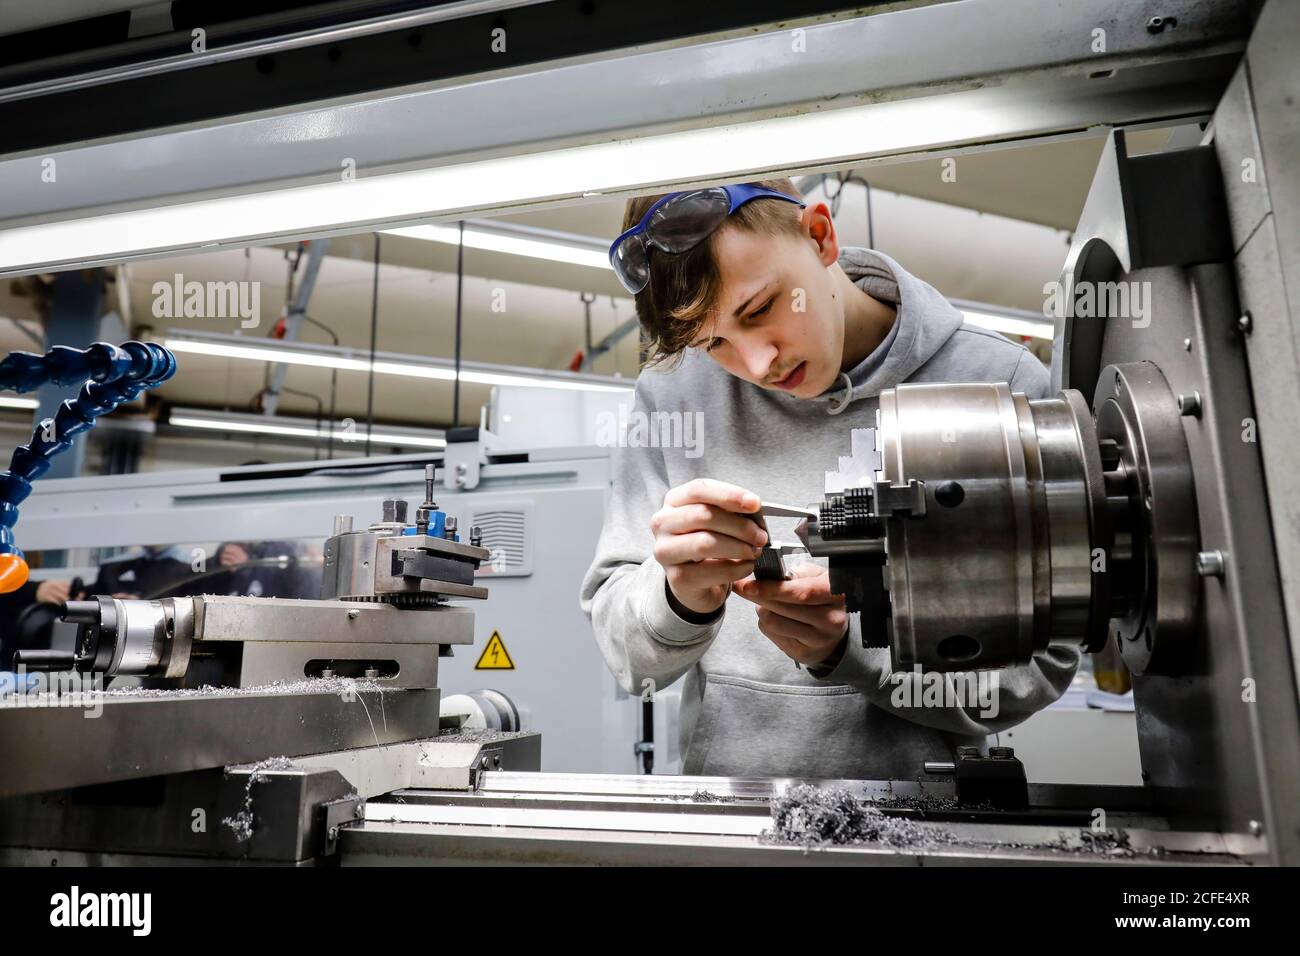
[623,178,804,368]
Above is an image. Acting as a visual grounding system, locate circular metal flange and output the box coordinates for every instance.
[1092,362,1200,676]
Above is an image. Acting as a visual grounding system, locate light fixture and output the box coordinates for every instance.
[383,220,611,271]
[162,330,633,393]
[953,301,1054,341]
[0,395,39,410]
[0,92,996,276]
[168,408,446,448]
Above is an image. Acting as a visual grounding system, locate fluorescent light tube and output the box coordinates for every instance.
[0,93,992,274]
[959,309,1054,341]
[0,395,39,410]
[163,333,633,393]
[383,222,610,270]
[169,414,446,448]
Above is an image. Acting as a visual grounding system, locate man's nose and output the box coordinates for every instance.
[735,337,778,382]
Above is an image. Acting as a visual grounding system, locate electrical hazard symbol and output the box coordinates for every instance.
[475,631,515,670]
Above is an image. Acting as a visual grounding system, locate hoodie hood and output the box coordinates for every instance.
[815,247,966,415]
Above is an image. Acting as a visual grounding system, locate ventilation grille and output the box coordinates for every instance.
[471,506,531,577]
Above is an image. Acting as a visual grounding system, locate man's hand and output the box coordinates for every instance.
[652,478,767,616]
[732,563,848,667]
[218,544,249,567]
[34,579,71,605]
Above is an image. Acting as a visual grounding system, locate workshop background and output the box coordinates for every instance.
[4,132,1185,472]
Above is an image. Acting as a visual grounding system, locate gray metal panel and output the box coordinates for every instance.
[0,765,358,863]
[0,0,1250,273]
[17,453,609,552]
[1212,2,1300,718]
[1213,66,1271,254]
[195,595,474,645]
[0,686,440,798]
[236,642,441,689]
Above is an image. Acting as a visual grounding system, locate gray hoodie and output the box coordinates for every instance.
[579,248,1078,779]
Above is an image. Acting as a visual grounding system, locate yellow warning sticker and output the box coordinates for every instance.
[474,631,515,670]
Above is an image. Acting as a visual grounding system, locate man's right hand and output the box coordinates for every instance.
[651,479,767,616]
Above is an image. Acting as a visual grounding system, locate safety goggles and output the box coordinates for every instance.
[608,184,806,294]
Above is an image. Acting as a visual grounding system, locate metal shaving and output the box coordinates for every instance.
[868,791,963,812]
[435,728,531,743]
[689,789,736,803]
[98,677,390,699]
[764,784,961,849]
[1043,828,1165,858]
[763,784,1166,859]
[221,756,298,844]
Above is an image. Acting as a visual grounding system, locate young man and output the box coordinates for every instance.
[580,178,1077,779]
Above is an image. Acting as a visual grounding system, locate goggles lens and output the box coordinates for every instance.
[646,188,732,253]
[612,233,651,294]
[609,185,802,294]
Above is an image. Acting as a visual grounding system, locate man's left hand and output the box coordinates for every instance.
[732,563,848,667]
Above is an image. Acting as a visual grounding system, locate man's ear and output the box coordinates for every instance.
[800,201,840,266]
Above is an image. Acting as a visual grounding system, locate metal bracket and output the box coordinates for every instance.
[874,478,927,517]
[442,426,499,491]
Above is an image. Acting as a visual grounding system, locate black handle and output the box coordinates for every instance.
[11,649,77,672]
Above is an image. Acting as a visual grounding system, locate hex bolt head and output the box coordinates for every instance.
[347,608,360,620]
[957,745,981,759]
[989,746,1015,759]
[1177,391,1202,418]
[1249,819,1264,836]
[1196,550,1225,578]
[381,498,409,524]
[1182,338,1192,352]
[1237,311,1253,334]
